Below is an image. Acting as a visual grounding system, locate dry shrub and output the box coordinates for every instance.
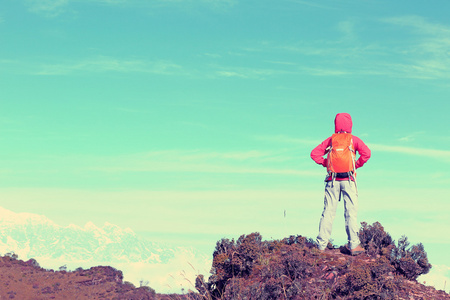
[390,236,432,280]
[358,221,394,256]
[360,222,432,280]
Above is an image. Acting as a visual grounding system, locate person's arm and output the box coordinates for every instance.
[311,137,331,167]
[354,136,371,169]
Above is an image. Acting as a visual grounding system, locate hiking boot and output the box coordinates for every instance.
[350,244,365,256]
[315,244,325,252]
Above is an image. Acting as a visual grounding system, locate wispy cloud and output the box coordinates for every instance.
[382,15,450,36]
[380,16,450,80]
[286,0,336,10]
[263,16,450,80]
[279,43,344,57]
[213,65,294,79]
[273,42,394,77]
[34,57,185,76]
[24,0,237,17]
[398,131,425,142]
[37,148,316,177]
[91,0,130,3]
[300,66,350,76]
[215,66,291,79]
[159,0,237,6]
[179,150,273,161]
[25,0,69,17]
[257,135,450,163]
[369,143,450,162]
[255,135,320,146]
[6,56,295,79]
[203,53,222,59]
[337,20,356,40]
[216,71,248,78]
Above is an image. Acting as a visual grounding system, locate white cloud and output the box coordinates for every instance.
[215,66,289,79]
[286,0,336,10]
[369,143,450,162]
[265,16,450,80]
[203,53,222,58]
[398,131,426,142]
[25,0,69,17]
[300,66,350,76]
[382,15,450,36]
[35,57,184,75]
[200,0,237,7]
[2,148,313,178]
[181,150,273,161]
[217,71,248,78]
[380,16,450,80]
[82,149,315,176]
[0,57,187,76]
[160,0,237,6]
[399,135,414,142]
[255,135,450,163]
[24,0,236,17]
[337,20,356,40]
[0,187,323,237]
[255,135,320,146]
[93,0,130,3]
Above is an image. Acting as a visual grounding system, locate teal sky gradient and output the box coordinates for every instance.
[1,0,450,291]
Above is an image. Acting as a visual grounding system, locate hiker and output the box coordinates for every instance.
[310,113,371,255]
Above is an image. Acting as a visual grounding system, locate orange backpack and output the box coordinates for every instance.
[326,133,356,178]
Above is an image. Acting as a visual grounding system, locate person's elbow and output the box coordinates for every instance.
[365,148,371,160]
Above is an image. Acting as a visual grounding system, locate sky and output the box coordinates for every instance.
[1,0,450,293]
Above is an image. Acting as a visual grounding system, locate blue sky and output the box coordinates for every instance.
[1,0,450,292]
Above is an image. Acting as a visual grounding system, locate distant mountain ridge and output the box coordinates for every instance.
[0,206,174,264]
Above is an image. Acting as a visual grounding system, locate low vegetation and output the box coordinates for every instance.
[192,222,445,300]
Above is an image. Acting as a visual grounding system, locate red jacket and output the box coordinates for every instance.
[311,113,371,180]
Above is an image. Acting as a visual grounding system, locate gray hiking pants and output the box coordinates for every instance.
[316,180,360,250]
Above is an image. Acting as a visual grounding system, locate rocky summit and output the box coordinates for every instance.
[192,222,449,300]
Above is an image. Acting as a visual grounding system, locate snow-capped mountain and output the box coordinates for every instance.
[0,206,212,293]
[0,206,174,264]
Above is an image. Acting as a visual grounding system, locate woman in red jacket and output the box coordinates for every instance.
[311,113,371,255]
